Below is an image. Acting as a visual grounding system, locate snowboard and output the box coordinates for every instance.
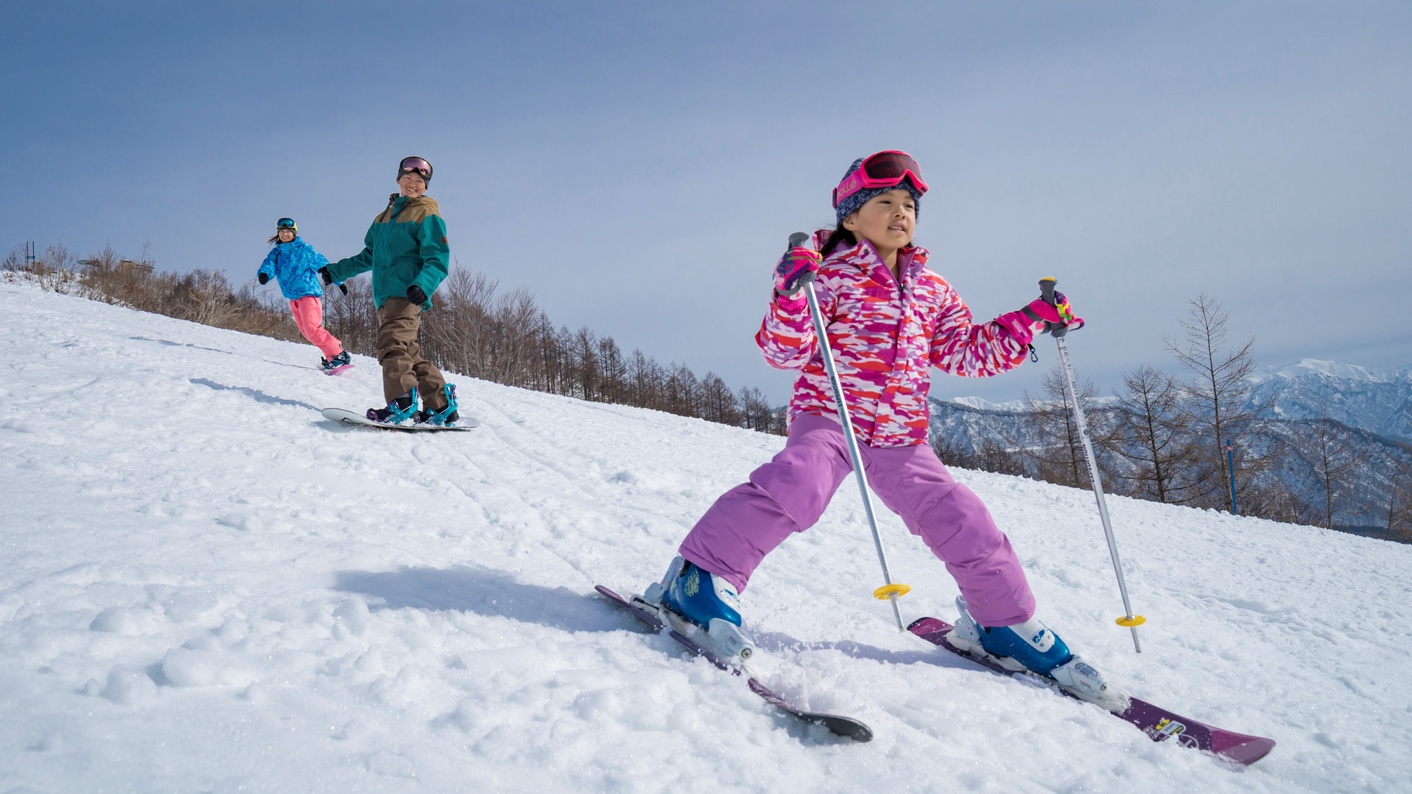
[320,407,477,431]
[325,364,354,376]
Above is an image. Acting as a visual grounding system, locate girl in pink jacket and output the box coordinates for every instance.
[643,151,1104,698]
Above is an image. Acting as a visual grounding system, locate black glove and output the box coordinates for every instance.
[338,282,348,295]
[257,272,269,285]
[406,284,427,305]
[319,267,333,285]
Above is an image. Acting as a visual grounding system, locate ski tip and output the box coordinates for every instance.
[746,679,874,743]
[1212,734,1277,766]
[821,716,874,743]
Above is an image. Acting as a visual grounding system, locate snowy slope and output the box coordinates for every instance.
[3,281,1410,793]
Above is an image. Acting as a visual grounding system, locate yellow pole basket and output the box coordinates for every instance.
[872,583,911,601]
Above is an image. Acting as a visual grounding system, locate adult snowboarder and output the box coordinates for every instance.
[322,156,459,426]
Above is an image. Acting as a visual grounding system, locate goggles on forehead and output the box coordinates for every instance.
[398,156,432,179]
[276,218,297,229]
[832,150,929,208]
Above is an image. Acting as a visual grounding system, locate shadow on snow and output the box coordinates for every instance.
[333,565,626,635]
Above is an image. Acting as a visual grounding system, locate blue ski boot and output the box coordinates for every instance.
[951,596,1108,702]
[643,556,754,663]
[367,387,419,426]
[416,384,460,426]
[322,350,352,371]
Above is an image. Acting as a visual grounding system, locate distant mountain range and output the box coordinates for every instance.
[930,359,1412,536]
[1243,358,1412,443]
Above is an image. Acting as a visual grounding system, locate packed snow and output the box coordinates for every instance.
[3,281,1410,793]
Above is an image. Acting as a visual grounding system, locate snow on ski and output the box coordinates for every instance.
[595,585,873,742]
[908,616,1275,766]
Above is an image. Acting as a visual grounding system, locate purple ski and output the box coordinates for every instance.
[595,585,872,742]
[908,616,1275,766]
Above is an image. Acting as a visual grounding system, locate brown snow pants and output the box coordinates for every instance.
[375,298,448,410]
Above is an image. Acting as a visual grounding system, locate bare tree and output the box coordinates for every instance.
[597,336,628,405]
[628,349,662,410]
[737,386,775,433]
[61,242,156,314]
[567,326,599,401]
[1165,293,1269,514]
[323,277,377,356]
[1285,409,1365,529]
[1386,458,1412,543]
[931,432,975,470]
[1106,364,1210,504]
[172,269,241,328]
[698,372,742,426]
[40,242,81,292]
[0,244,22,271]
[1024,364,1098,489]
[663,363,700,417]
[419,267,492,378]
[2,241,80,292]
[531,315,565,394]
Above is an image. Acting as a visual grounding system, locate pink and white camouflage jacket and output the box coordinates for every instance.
[757,236,1042,448]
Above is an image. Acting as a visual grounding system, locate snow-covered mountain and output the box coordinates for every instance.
[931,357,1412,531]
[1244,358,1412,443]
[4,280,1412,792]
[935,358,1411,452]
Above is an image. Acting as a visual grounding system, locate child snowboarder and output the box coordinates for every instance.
[320,156,458,426]
[258,218,350,372]
[642,150,1105,699]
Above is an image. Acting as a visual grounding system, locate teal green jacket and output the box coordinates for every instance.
[326,194,449,309]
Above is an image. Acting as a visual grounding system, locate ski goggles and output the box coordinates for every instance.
[398,156,432,179]
[276,218,297,229]
[832,150,929,208]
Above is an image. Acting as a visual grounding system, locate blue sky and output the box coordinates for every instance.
[4,1,1410,404]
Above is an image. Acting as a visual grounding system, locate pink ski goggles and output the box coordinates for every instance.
[832,150,929,208]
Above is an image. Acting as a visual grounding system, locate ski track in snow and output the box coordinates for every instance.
[2,281,1410,792]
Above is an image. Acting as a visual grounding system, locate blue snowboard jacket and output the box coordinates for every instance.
[258,237,330,301]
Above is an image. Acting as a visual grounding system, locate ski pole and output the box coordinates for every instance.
[789,233,910,630]
[1040,277,1145,652]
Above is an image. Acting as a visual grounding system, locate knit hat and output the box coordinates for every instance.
[834,158,923,224]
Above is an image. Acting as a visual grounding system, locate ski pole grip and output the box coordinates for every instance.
[1039,276,1057,305]
[1038,276,1068,337]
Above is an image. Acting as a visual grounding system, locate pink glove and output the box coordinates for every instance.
[1023,278,1085,336]
[774,246,821,298]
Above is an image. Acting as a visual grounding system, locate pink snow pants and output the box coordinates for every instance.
[289,296,343,359]
[679,413,1037,628]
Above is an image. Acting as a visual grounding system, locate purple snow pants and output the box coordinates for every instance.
[678,413,1036,628]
